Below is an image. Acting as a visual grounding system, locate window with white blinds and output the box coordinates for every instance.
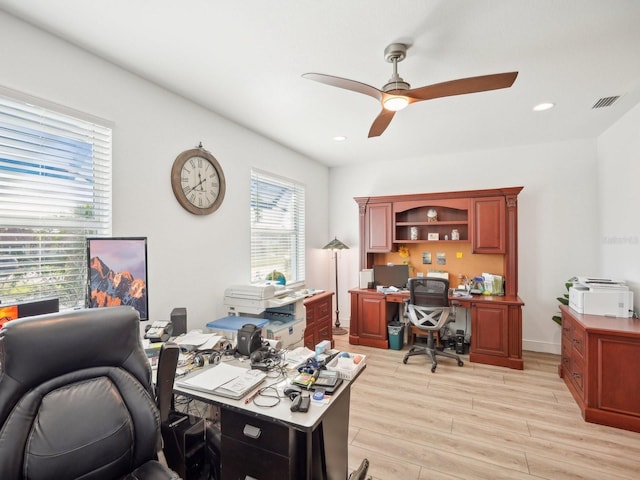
[250,169,305,285]
[0,89,112,310]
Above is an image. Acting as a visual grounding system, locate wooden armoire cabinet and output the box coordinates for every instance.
[351,187,525,369]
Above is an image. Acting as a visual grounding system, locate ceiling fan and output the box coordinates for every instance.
[302,43,518,138]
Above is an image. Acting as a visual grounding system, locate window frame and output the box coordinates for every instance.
[0,86,113,310]
[250,169,305,286]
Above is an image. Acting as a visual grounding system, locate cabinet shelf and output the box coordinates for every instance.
[396,221,468,227]
[395,239,469,244]
[394,203,469,243]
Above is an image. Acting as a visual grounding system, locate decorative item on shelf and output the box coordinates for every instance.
[322,236,349,335]
[427,233,439,241]
[427,208,438,222]
[451,229,460,241]
[410,226,418,240]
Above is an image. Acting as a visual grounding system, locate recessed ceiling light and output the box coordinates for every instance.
[332,135,347,142]
[533,102,555,112]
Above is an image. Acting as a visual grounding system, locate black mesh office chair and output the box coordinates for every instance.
[402,277,464,373]
[0,306,180,480]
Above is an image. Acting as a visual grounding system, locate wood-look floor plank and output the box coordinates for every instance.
[336,334,640,480]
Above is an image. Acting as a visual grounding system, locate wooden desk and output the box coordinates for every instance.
[349,288,524,369]
[559,305,640,432]
[174,361,364,479]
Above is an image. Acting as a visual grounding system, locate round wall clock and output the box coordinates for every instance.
[171,146,226,215]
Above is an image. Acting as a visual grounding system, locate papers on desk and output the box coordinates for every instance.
[283,346,315,369]
[176,362,266,399]
[173,330,222,350]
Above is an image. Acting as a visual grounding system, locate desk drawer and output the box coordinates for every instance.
[221,408,293,457]
[385,293,406,303]
[221,435,295,480]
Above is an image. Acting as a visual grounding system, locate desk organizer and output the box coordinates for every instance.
[326,353,366,380]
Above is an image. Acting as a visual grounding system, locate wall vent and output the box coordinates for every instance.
[592,96,620,109]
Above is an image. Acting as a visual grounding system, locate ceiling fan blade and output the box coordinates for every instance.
[302,73,383,101]
[405,72,518,102]
[368,109,396,138]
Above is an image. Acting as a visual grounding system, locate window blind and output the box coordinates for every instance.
[0,91,112,309]
[250,169,305,285]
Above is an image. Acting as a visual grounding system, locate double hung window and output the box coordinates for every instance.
[0,89,112,309]
[250,169,305,285]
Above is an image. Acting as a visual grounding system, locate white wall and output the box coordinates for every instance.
[4,10,636,351]
[597,102,640,313]
[0,12,331,330]
[330,139,601,354]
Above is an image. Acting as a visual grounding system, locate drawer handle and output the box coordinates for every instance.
[572,372,582,380]
[243,424,262,439]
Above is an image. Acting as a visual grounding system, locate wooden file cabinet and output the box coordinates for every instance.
[559,305,640,433]
[303,291,334,350]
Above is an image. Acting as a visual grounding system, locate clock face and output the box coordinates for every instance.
[171,148,226,215]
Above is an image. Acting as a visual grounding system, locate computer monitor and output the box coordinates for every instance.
[87,237,149,321]
[0,298,59,329]
[373,264,410,288]
[0,305,18,329]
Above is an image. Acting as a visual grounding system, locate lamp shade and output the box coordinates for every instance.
[322,237,349,250]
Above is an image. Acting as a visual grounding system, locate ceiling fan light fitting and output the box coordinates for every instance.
[383,96,409,111]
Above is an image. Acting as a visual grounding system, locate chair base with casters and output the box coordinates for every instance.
[403,327,464,373]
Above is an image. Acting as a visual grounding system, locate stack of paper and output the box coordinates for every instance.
[176,362,266,399]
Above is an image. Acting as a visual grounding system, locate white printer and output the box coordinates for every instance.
[569,277,634,318]
[223,283,308,348]
[223,284,280,315]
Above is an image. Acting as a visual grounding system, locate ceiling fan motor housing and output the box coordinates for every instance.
[383,43,410,92]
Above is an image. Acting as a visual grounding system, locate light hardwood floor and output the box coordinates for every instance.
[334,333,640,480]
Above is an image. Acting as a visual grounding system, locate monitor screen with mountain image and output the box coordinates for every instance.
[87,237,148,321]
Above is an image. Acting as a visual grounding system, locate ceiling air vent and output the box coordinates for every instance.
[592,96,620,109]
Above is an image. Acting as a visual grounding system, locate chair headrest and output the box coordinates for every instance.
[0,306,150,421]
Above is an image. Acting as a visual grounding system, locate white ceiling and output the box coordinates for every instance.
[2,0,640,167]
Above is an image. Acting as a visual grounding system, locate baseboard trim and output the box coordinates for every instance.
[523,339,560,355]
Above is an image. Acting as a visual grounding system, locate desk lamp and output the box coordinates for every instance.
[322,236,349,335]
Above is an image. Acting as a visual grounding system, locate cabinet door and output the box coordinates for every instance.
[471,196,506,253]
[357,294,387,341]
[596,335,640,417]
[471,303,509,357]
[366,203,392,252]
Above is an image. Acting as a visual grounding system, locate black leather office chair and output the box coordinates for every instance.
[0,306,180,480]
[402,277,464,373]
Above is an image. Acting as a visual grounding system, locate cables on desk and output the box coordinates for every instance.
[247,384,281,408]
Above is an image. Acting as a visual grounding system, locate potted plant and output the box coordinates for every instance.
[552,280,574,325]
